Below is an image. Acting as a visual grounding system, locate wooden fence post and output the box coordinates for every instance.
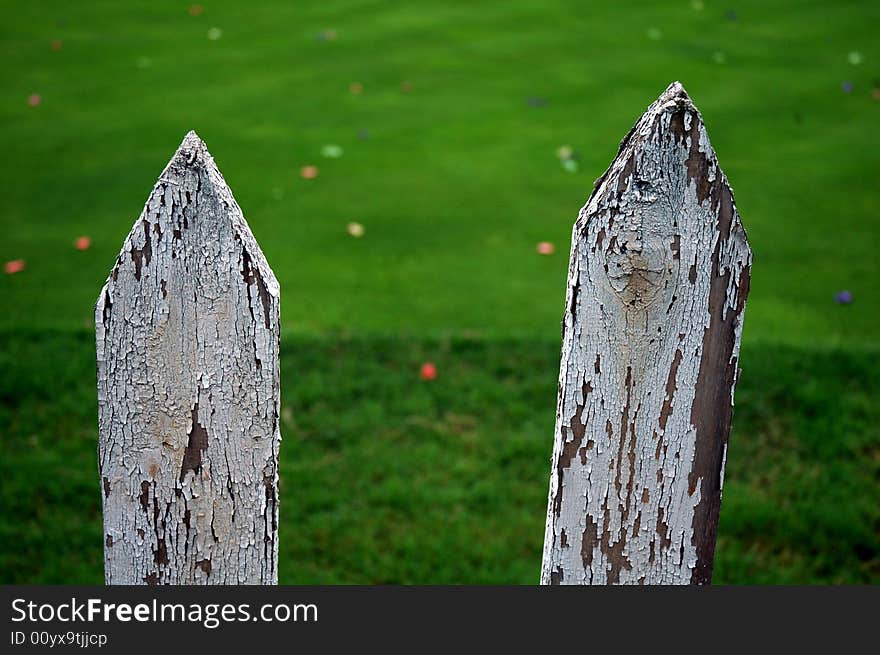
[96,131,281,584]
[541,82,751,585]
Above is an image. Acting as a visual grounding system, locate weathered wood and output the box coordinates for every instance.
[540,82,751,585]
[96,131,281,585]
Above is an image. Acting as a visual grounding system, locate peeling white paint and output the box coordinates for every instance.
[96,132,281,585]
[540,82,751,585]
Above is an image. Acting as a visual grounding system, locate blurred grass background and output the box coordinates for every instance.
[0,0,878,583]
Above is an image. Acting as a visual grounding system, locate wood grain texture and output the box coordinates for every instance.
[541,82,751,585]
[96,132,281,585]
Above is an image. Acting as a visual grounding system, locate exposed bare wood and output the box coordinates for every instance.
[541,82,751,585]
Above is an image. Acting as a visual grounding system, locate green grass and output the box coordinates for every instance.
[1,0,878,342]
[1,0,878,583]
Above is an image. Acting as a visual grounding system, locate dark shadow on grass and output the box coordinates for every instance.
[0,330,876,583]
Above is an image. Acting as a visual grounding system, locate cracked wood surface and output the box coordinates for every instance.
[96,132,281,585]
[540,82,751,585]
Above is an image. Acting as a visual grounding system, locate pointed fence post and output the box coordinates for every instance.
[541,82,751,585]
[96,132,281,585]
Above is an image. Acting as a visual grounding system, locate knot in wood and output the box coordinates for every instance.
[604,216,674,311]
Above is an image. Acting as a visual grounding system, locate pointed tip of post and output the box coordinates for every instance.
[657,81,695,109]
[664,80,687,97]
[157,130,220,188]
[169,130,210,169]
[182,129,203,146]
